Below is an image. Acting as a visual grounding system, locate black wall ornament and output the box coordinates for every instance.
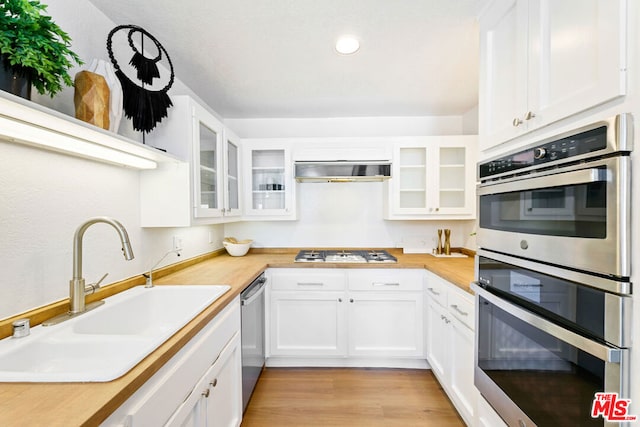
[106,25,175,134]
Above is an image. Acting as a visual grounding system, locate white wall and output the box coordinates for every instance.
[462,105,479,134]
[226,181,475,249]
[225,115,464,138]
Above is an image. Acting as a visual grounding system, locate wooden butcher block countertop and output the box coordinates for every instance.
[0,248,474,427]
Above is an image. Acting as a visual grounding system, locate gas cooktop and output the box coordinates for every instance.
[294,250,397,263]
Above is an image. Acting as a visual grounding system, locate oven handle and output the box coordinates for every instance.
[475,249,632,295]
[472,283,621,363]
[477,167,606,196]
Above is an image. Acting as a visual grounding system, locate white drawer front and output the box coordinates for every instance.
[348,269,423,291]
[424,272,448,307]
[270,268,346,291]
[447,290,474,330]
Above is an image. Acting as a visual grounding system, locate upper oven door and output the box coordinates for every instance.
[477,155,630,279]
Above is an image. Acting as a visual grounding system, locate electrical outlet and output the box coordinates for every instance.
[173,236,183,251]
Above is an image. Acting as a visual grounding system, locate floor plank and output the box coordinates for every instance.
[242,368,465,426]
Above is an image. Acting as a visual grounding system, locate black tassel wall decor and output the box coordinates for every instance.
[115,69,172,132]
[107,24,175,134]
[127,29,162,85]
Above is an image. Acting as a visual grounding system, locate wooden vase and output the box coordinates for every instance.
[74,70,110,130]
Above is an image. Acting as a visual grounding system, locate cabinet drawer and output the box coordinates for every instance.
[348,269,423,291]
[448,290,474,330]
[424,272,447,307]
[270,268,346,291]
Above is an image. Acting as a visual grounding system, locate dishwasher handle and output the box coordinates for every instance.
[241,276,267,306]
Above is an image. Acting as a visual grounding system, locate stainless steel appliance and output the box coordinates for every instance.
[477,114,632,279]
[472,253,631,427]
[294,249,398,263]
[475,115,633,427]
[240,273,267,412]
[294,160,391,182]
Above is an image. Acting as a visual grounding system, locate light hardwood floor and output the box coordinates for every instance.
[241,368,465,426]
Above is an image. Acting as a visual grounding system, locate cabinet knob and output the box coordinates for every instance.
[524,111,536,121]
[202,389,210,398]
[210,378,218,387]
[338,298,343,303]
[349,298,354,303]
[435,207,439,212]
[512,117,523,127]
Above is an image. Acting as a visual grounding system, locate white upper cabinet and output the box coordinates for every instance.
[141,96,242,226]
[242,139,296,220]
[479,0,627,151]
[192,101,225,219]
[223,128,242,218]
[384,136,477,220]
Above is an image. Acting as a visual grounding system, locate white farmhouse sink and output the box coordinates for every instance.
[0,285,230,382]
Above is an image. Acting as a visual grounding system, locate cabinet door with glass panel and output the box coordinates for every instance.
[242,139,295,219]
[222,128,242,218]
[385,136,476,219]
[192,102,224,218]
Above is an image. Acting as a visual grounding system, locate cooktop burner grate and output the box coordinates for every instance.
[294,250,397,263]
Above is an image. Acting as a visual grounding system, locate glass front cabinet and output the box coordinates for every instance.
[242,140,296,219]
[384,136,477,219]
[141,95,242,226]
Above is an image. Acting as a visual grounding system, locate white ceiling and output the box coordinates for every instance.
[87,0,481,119]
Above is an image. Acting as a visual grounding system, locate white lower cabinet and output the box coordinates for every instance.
[348,291,423,357]
[166,332,242,427]
[102,298,242,427]
[270,290,347,357]
[424,271,477,426]
[268,268,424,365]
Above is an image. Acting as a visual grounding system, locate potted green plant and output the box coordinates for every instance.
[0,0,82,99]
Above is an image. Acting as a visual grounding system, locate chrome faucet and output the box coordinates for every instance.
[69,217,134,314]
[143,249,181,288]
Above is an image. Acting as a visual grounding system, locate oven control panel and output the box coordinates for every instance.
[479,126,607,179]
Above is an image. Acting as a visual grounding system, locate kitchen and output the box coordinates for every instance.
[0,0,638,426]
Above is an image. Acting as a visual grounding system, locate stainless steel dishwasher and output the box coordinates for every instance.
[240,273,267,412]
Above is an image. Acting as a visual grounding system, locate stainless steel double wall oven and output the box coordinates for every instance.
[474,114,633,427]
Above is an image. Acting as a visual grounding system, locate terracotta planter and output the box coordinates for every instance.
[0,58,31,100]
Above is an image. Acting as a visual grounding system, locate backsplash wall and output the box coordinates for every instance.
[225,181,476,249]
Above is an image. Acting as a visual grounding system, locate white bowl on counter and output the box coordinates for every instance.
[223,239,253,256]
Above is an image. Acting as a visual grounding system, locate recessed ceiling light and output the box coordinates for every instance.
[335,35,360,55]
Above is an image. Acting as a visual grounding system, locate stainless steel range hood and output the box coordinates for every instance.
[294,160,392,182]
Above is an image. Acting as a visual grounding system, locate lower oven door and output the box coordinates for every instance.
[477,155,630,278]
[473,284,629,427]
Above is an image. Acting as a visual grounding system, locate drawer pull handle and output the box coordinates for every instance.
[450,304,469,316]
[297,282,324,286]
[427,287,441,296]
[372,282,400,287]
